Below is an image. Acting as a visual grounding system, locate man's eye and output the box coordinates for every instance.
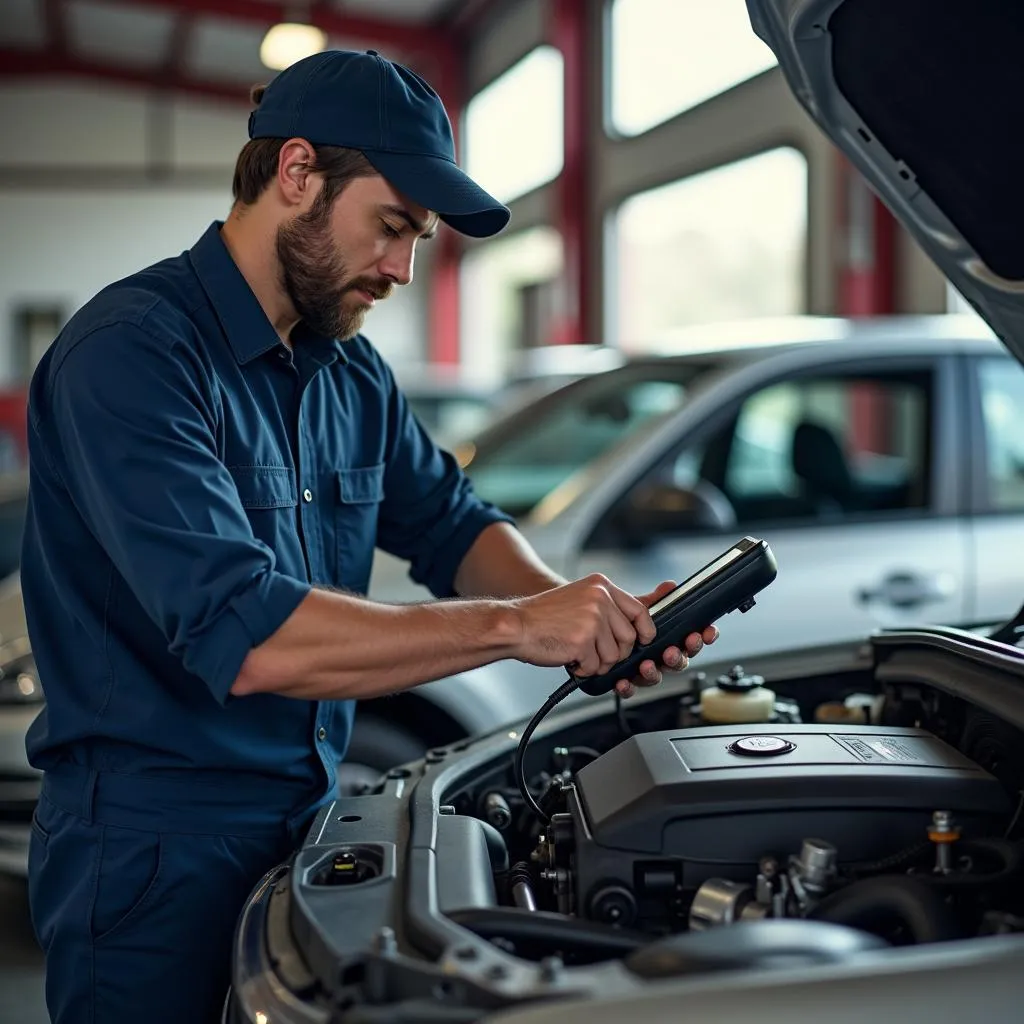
[382,222,402,239]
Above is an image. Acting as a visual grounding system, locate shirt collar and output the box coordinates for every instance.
[188,222,347,367]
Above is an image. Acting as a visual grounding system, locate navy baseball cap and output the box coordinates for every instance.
[248,49,510,239]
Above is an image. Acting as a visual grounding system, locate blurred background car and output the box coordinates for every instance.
[355,313,1024,766]
[396,344,629,447]
[393,364,500,447]
[0,472,39,877]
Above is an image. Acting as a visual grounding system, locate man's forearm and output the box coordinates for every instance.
[232,588,523,701]
[453,522,566,599]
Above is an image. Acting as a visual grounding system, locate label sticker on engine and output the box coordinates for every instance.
[835,735,925,763]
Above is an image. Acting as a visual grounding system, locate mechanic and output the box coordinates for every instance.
[20,49,718,1024]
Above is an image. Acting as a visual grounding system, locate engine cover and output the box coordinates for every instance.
[565,724,1012,927]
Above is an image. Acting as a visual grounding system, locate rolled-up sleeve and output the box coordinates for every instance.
[40,318,311,704]
[373,359,514,598]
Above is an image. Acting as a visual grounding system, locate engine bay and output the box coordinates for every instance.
[534,722,1012,938]
[233,631,1024,1023]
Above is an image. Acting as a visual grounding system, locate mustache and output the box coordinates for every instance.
[346,278,393,301]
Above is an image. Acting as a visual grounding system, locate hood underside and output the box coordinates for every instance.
[746,0,1024,366]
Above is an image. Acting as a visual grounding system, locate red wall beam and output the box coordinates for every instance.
[836,156,896,316]
[426,47,463,365]
[0,48,250,104]
[549,0,591,345]
[836,156,898,456]
[125,0,450,56]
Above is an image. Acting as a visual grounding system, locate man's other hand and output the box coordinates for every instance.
[615,579,719,699]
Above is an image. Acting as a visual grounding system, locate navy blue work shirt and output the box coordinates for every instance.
[21,221,512,816]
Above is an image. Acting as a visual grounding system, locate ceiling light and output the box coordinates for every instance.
[260,22,328,71]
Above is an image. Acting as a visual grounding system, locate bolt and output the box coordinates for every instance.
[374,927,397,955]
[454,945,477,960]
[486,964,509,981]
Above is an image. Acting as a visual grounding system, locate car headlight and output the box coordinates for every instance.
[0,635,42,704]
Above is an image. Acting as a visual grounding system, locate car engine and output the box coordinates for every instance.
[439,662,1024,959]
[230,644,1024,1024]
[528,722,1013,940]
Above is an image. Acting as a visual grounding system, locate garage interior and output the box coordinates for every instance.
[0,1,1011,1022]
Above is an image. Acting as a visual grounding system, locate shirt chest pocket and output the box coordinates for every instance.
[334,464,385,594]
[228,465,298,551]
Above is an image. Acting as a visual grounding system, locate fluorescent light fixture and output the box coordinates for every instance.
[260,22,328,71]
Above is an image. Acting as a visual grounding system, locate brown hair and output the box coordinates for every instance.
[231,83,377,206]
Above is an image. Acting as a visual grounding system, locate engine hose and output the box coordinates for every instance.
[809,876,959,944]
[846,841,933,878]
[508,862,538,912]
[447,907,648,961]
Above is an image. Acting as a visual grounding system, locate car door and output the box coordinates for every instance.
[966,354,1024,627]
[572,356,971,666]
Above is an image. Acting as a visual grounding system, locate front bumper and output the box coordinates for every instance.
[226,865,329,1024]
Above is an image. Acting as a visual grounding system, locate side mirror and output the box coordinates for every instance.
[613,481,736,548]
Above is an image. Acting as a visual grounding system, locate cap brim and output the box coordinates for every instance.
[364,151,510,239]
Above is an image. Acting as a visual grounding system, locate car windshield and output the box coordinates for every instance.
[461,359,720,518]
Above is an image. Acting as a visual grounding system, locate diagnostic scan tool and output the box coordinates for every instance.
[574,536,778,696]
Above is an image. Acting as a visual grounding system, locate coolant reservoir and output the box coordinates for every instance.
[699,665,775,724]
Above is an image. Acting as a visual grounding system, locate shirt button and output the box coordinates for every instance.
[317,726,327,741]
[302,488,313,503]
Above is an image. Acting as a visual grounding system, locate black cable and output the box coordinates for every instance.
[514,676,579,825]
[615,690,633,738]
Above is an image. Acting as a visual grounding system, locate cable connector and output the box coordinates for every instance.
[513,676,580,824]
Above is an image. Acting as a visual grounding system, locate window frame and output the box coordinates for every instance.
[603,0,780,139]
[580,352,963,552]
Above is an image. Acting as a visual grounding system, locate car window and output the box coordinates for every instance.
[977,357,1024,512]
[665,369,933,528]
[464,363,717,518]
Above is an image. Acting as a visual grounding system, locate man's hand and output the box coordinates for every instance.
[511,573,656,678]
[615,580,719,699]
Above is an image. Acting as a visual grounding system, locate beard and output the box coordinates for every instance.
[275,201,392,341]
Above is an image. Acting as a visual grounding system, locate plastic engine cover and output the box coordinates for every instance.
[569,724,1012,901]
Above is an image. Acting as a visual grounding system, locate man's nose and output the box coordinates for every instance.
[379,245,415,287]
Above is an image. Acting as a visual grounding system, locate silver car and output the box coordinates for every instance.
[353,314,1024,766]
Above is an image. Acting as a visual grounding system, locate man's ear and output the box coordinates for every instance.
[276,138,319,207]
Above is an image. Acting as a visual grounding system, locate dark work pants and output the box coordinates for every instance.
[28,766,312,1024]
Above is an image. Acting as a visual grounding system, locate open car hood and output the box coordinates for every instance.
[746,0,1024,368]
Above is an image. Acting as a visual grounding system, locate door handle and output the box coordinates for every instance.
[856,571,956,610]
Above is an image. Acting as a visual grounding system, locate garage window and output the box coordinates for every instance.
[611,147,807,349]
[464,46,564,205]
[608,0,777,137]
